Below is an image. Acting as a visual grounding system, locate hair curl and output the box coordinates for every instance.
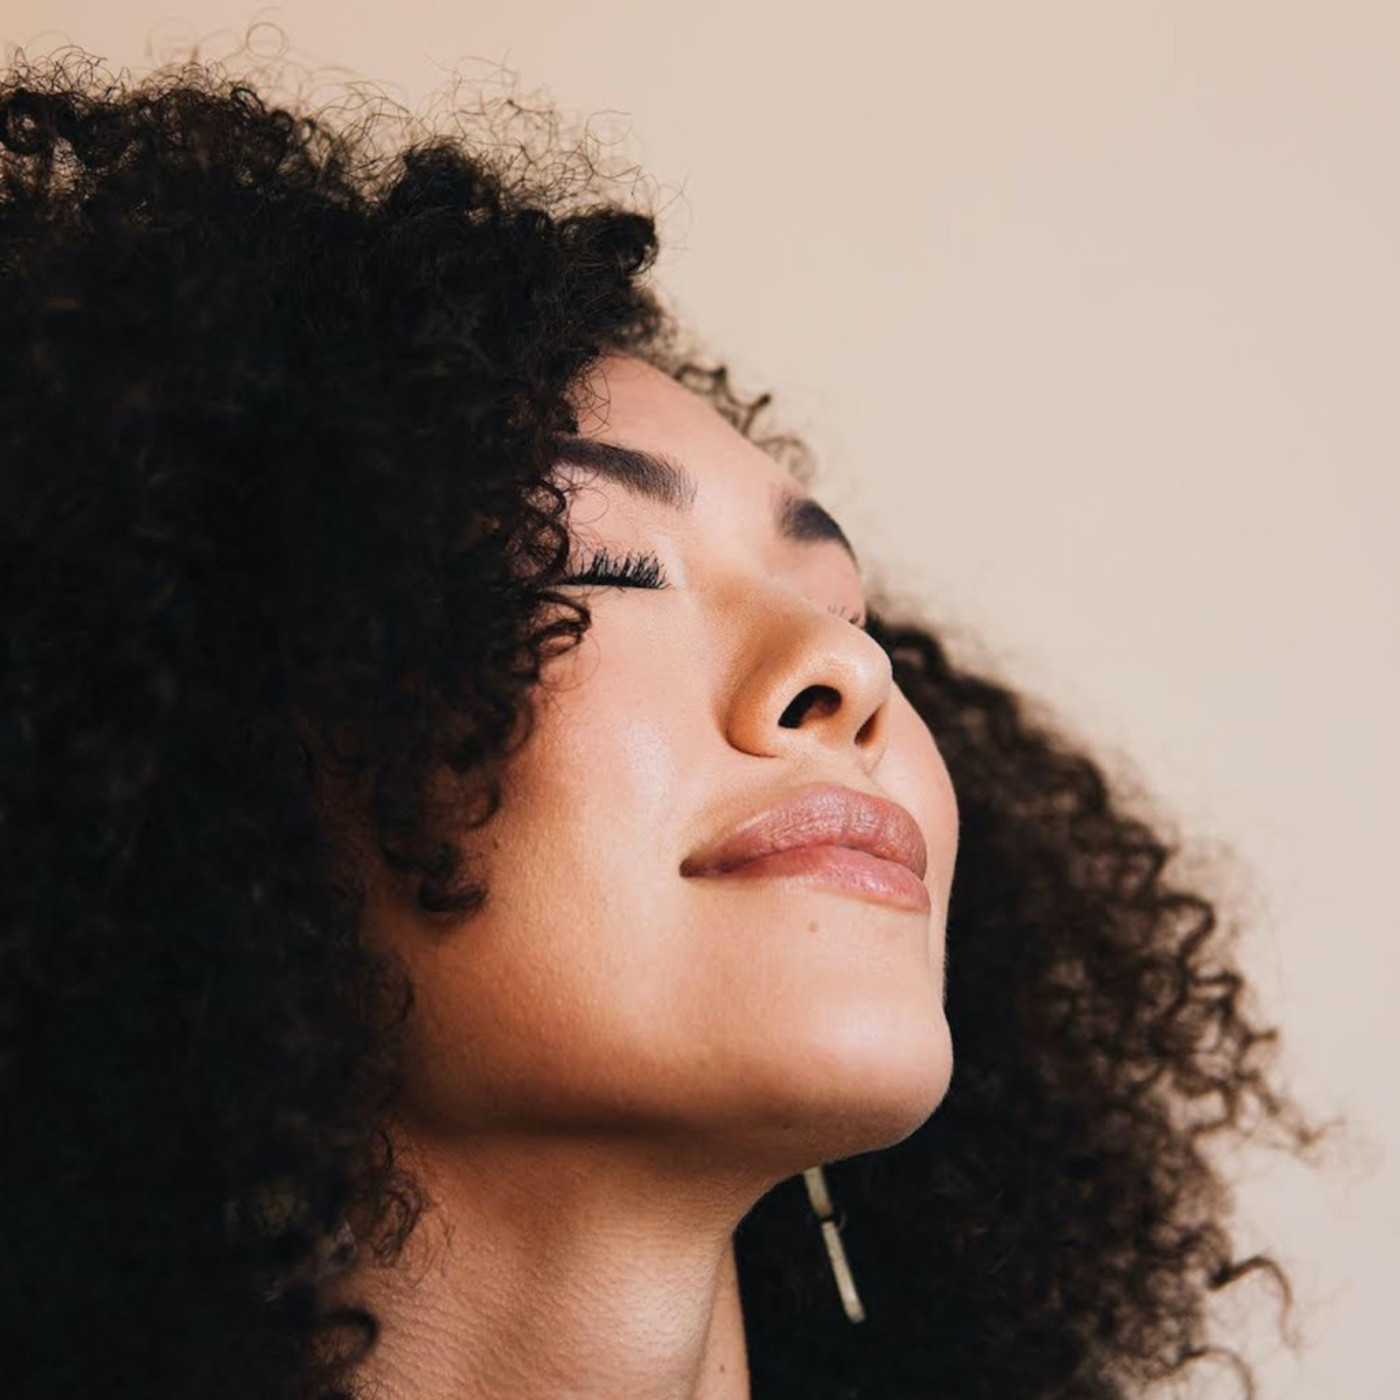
[0,50,1326,1400]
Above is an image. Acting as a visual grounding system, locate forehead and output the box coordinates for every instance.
[571,355,794,497]
[562,356,858,568]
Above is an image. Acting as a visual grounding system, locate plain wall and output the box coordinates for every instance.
[6,4,1397,1395]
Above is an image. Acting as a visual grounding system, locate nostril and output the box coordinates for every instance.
[855,707,880,747]
[778,684,842,728]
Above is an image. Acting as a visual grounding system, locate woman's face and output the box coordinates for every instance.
[365,354,957,1177]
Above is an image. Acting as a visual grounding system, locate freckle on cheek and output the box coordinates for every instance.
[807,921,819,934]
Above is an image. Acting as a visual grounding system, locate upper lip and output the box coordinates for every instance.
[680,783,928,881]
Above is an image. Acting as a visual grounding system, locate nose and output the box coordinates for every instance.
[725,601,893,772]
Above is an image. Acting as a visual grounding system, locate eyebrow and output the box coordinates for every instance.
[553,436,859,566]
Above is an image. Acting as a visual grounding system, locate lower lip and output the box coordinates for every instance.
[696,845,931,913]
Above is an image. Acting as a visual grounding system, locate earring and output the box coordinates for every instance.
[802,1164,866,1324]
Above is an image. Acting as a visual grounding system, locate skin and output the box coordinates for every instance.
[338,354,959,1399]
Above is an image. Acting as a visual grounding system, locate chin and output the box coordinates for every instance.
[825,1012,954,1158]
[735,1004,955,1169]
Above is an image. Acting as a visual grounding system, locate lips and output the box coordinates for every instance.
[680,783,929,883]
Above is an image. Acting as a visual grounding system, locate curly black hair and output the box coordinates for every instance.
[0,49,1327,1400]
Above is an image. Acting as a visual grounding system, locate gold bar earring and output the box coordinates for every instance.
[802,1164,866,1324]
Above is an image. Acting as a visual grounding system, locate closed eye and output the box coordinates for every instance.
[562,545,871,631]
[562,546,669,588]
[832,604,874,633]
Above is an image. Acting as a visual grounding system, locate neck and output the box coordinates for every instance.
[332,1129,754,1400]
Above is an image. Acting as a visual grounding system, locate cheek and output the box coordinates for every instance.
[383,640,705,1130]
[887,688,959,899]
[529,619,690,772]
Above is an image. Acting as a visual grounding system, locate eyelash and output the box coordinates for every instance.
[564,545,668,589]
[563,546,872,632]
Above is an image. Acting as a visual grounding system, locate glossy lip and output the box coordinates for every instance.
[680,783,930,910]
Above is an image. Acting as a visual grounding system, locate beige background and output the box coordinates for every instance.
[7,4,1397,1395]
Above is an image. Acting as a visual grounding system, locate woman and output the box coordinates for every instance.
[0,52,1323,1399]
